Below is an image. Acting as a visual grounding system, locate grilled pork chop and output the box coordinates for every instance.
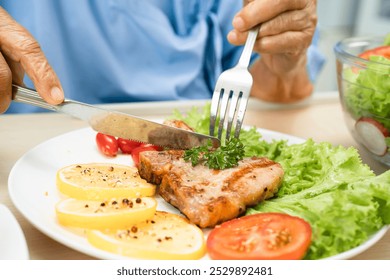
[138,150,284,228]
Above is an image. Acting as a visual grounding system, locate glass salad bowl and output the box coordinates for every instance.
[334,35,390,167]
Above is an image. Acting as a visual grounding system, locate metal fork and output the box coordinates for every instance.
[209,27,259,141]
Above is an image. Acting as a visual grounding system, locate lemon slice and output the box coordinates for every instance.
[56,197,157,230]
[87,211,206,260]
[56,163,155,200]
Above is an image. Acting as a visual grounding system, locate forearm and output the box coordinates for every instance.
[250,52,313,103]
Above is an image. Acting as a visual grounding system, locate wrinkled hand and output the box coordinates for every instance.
[228,0,317,102]
[0,7,63,113]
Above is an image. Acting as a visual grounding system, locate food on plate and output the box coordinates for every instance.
[95,132,163,166]
[207,213,312,260]
[184,137,245,169]
[247,139,390,260]
[138,150,283,228]
[171,104,390,260]
[96,133,118,157]
[355,117,389,156]
[56,163,156,200]
[117,138,142,154]
[87,211,206,260]
[56,197,157,230]
[163,119,195,131]
[52,102,390,260]
[96,132,163,162]
[131,143,163,167]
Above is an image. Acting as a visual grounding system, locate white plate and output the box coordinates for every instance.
[8,127,388,260]
[0,203,29,260]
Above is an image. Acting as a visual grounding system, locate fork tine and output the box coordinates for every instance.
[217,89,230,140]
[234,92,249,138]
[209,89,222,137]
[225,91,240,140]
[209,27,259,141]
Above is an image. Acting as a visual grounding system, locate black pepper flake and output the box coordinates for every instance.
[112,201,118,205]
[76,165,82,168]
[165,236,172,240]
[131,226,138,233]
[108,166,114,172]
[100,202,106,207]
[157,238,162,242]
[122,198,129,205]
[136,198,142,204]
[84,204,89,208]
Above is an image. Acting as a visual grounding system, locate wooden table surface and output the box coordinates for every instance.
[0,92,389,260]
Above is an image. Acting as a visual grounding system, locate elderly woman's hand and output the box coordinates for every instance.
[0,7,63,113]
[228,0,318,103]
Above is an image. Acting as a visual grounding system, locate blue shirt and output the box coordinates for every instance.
[1,0,325,113]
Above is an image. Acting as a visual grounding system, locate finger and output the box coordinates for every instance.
[0,7,64,104]
[255,31,314,54]
[228,9,316,46]
[4,54,25,85]
[0,52,12,113]
[233,0,309,31]
[259,9,316,38]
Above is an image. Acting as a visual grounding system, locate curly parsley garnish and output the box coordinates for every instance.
[184,138,245,169]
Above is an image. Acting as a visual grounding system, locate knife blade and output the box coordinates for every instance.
[12,85,220,149]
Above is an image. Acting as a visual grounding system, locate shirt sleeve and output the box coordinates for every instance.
[212,0,245,70]
[307,28,326,83]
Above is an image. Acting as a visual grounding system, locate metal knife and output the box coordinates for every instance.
[12,85,220,149]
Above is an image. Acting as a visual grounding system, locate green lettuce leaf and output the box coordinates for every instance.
[248,171,390,259]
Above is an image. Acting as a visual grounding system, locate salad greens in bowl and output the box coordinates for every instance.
[334,34,390,166]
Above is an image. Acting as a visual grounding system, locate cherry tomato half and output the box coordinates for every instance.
[131,144,163,166]
[96,133,118,157]
[207,213,312,260]
[117,138,142,154]
[359,46,390,60]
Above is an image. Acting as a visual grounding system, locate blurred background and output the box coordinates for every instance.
[315,0,390,92]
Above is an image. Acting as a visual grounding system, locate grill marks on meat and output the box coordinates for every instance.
[138,150,284,228]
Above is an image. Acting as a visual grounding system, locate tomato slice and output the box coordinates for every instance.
[207,213,312,260]
[131,144,163,166]
[359,46,390,60]
[96,133,118,157]
[117,138,142,154]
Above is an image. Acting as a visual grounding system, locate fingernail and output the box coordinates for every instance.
[227,30,238,42]
[232,16,245,29]
[50,86,63,102]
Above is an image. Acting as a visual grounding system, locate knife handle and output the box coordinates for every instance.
[12,84,59,111]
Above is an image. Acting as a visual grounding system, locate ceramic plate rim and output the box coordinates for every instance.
[0,203,30,260]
